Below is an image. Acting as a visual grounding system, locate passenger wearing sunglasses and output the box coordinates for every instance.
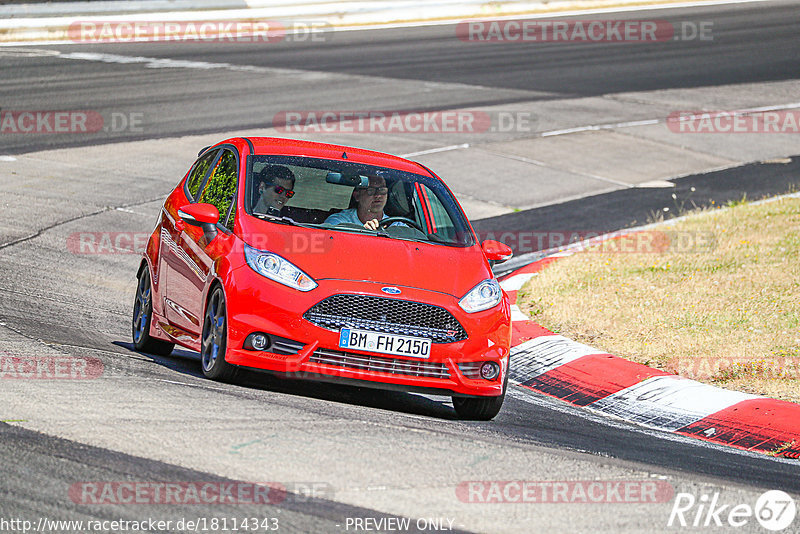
[324,175,403,230]
[254,165,296,216]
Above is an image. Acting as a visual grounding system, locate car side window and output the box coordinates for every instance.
[185,149,218,201]
[199,149,238,230]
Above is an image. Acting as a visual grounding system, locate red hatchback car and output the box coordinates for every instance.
[132,137,513,419]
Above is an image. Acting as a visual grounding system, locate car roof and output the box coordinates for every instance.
[219,136,437,179]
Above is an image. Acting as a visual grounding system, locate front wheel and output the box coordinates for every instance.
[453,393,505,421]
[453,367,508,420]
[132,265,175,356]
[201,285,237,382]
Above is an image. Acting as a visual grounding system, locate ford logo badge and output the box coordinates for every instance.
[381,286,402,295]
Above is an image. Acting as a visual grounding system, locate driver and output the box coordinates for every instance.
[324,175,395,230]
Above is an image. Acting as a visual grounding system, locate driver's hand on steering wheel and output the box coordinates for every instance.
[364,219,380,230]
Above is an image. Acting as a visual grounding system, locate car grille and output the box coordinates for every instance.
[270,336,305,356]
[309,348,451,379]
[457,361,483,379]
[303,294,467,344]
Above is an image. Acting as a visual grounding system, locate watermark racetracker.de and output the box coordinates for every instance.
[0,353,103,379]
[0,109,144,134]
[68,20,329,43]
[475,230,716,255]
[667,110,800,133]
[456,480,675,503]
[669,356,800,381]
[273,110,535,134]
[456,19,713,42]
[69,230,716,258]
[67,231,333,256]
[69,481,334,505]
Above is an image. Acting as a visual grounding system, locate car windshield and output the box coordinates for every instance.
[246,155,474,247]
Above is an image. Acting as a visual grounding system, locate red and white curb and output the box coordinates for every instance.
[500,246,800,460]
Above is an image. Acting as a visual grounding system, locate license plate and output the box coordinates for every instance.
[338,328,431,359]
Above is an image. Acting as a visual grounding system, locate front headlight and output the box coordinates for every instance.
[459,279,502,313]
[244,243,317,292]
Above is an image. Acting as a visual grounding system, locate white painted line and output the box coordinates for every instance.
[589,375,760,432]
[0,156,17,162]
[115,207,150,216]
[483,148,635,188]
[541,119,660,137]
[747,102,800,112]
[615,119,662,128]
[56,51,333,80]
[669,102,800,123]
[509,304,530,322]
[152,378,229,392]
[42,49,500,93]
[509,334,602,383]
[401,144,469,158]
[0,0,243,17]
[500,272,536,292]
[540,126,593,137]
[637,180,676,188]
[543,102,800,139]
[484,151,547,167]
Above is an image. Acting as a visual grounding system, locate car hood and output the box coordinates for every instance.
[240,222,492,298]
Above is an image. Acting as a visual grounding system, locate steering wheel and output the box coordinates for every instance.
[378,217,424,232]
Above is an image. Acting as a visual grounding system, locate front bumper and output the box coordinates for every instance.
[223,278,511,397]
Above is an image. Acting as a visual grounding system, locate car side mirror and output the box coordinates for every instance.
[481,240,513,266]
[178,203,220,242]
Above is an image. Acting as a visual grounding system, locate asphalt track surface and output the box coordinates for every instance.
[0,0,798,154]
[2,1,800,532]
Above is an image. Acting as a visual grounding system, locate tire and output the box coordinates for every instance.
[200,285,237,382]
[453,366,508,421]
[132,265,175,356]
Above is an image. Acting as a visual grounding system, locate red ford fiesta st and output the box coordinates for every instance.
[132,137,513,419]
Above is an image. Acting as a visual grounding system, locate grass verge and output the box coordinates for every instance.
[518,195,800,402]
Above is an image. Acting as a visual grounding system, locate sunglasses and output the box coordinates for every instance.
[359,186,388,196]
[273,185,295,198]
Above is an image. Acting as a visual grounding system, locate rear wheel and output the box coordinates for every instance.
[132,265,175,356]
[201,285,237,382]
[453,367,508,421]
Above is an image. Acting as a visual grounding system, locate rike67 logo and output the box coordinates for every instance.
[668,490,796,530]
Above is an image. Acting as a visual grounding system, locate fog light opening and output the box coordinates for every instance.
[479,362,500,380]
[244,333,271,351]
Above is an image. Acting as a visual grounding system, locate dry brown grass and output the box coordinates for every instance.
[518,196,800,402]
